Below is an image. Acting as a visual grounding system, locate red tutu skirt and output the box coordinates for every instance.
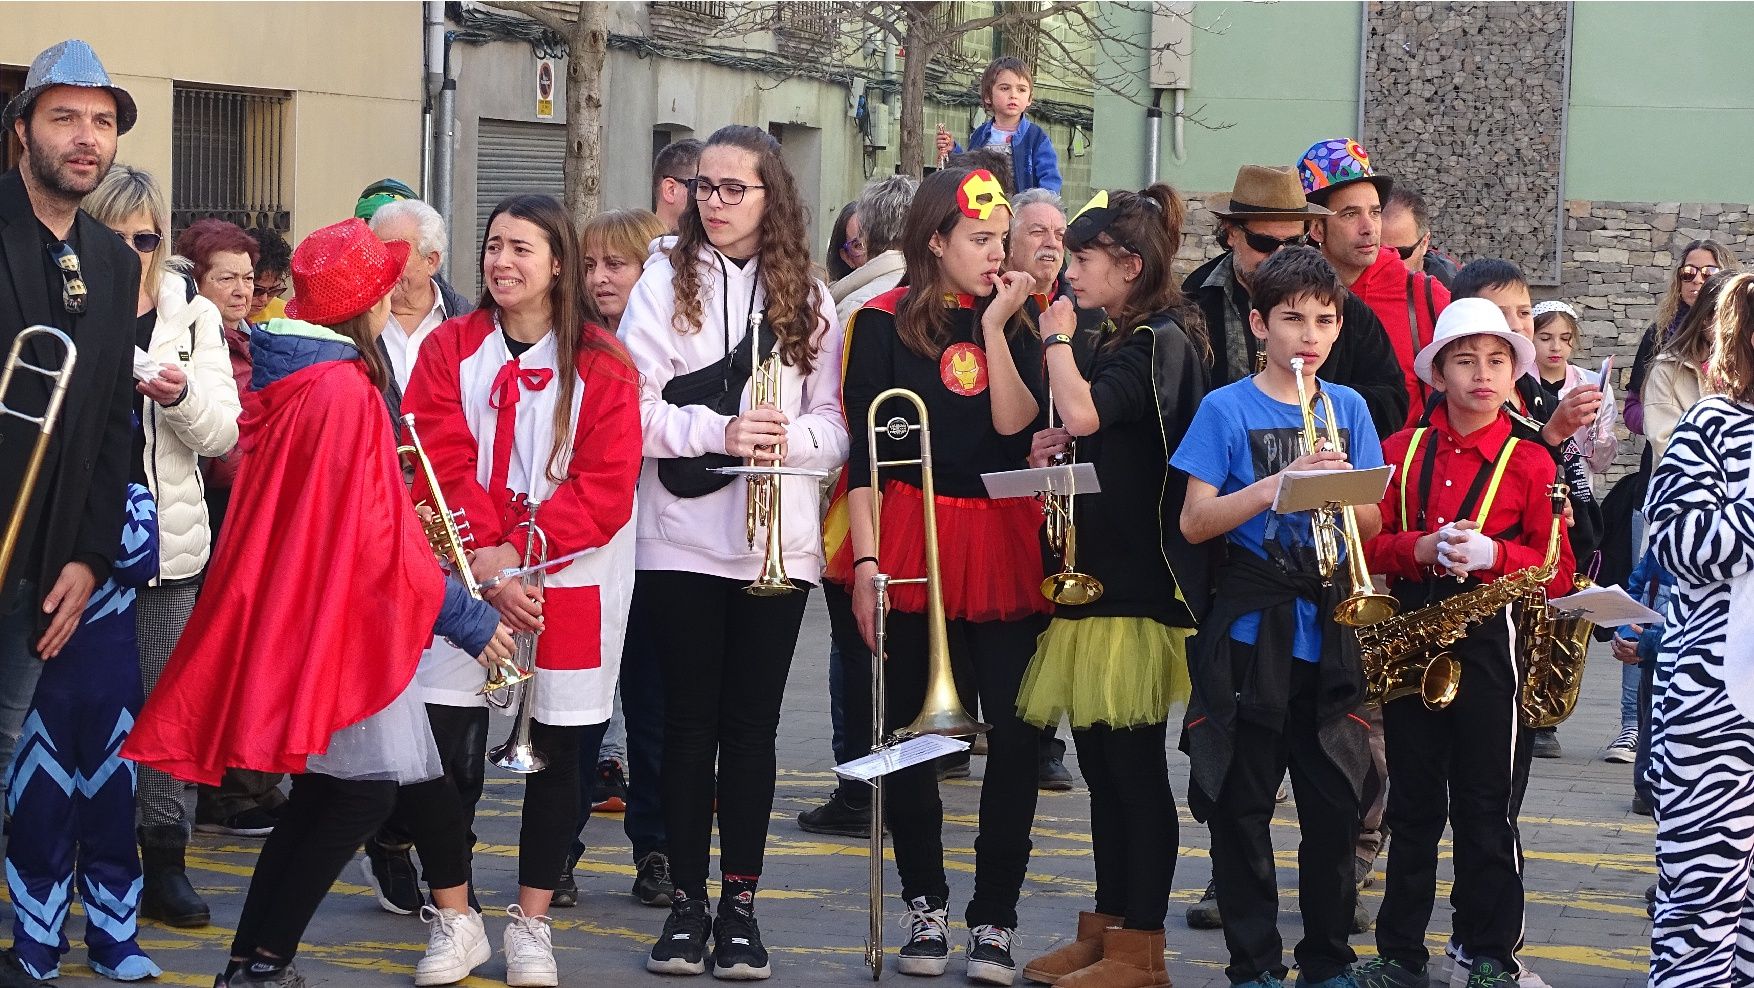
[827,480,1049,622]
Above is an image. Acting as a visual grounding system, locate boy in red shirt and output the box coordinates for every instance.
[1353,298,1575,988]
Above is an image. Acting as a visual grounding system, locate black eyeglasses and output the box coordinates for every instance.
[1240,228,1306,255]
[47,241,87,315]
[689,178,766,206]
[1678,264,1722,283]
[1392,243,1419,261]
[112,229,163,253]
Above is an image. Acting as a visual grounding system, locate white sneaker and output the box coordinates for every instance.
[503,904,558,987]
[1604,726,1638,763]
[414,906,490,986]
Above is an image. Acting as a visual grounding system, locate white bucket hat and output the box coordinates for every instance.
[1413,297,1537,386]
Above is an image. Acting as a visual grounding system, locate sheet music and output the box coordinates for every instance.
[833,735,972,783]
[1547,583,1663,627]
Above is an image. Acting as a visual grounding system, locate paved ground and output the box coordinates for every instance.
[11,594,1654,986]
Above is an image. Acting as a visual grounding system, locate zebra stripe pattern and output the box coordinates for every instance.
[1646,396,1754,987]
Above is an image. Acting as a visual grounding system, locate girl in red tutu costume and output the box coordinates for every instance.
[836,167,1049,985]
[123,219,515,988]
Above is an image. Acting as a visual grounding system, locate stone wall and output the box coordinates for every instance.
[1361,2,1570,284]
[1556,199,1754,480]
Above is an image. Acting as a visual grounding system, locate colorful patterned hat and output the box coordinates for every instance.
[1296,137,1393,207]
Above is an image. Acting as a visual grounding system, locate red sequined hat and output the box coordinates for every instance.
[283,218,410,326]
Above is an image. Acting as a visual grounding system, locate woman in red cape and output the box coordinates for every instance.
[123,219,514,988]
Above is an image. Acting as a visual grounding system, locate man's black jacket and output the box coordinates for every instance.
[0,168,140,624]
[1184,252,1410,440]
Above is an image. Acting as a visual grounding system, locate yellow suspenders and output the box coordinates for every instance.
[1398,427,1521,532]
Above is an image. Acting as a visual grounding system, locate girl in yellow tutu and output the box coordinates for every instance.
[1016,185,1213,988]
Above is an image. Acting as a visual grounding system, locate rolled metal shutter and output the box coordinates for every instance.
[475,118,567,264]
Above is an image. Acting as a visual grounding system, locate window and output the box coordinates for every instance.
[660,1,726,17]
[172,85,290,236]
[1,66,25,173]
[775,1,835,38]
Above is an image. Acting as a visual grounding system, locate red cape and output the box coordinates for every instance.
[124,359,444,785]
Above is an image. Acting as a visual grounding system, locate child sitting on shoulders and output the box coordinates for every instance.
[935,56,1063,193]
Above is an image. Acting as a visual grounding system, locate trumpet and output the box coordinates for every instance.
[1039,396,1103,606]
[0,327,77,585]
[489,503,549,774]
[396,413,532,706]
[1289,358,1397,628]
[745,346,797,597]
[863,388,988,980]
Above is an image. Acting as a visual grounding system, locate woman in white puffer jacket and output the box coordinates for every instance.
[85,165,240,930]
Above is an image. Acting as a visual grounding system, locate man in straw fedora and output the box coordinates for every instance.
[1184,164,1408,438]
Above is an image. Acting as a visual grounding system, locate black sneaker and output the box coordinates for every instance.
[936,754,971,781]
[647,899,711,976]
[359,838,423,915]
[1646,883,1657,918]
[635,851,676,907]
[1530,728,1562,759]
[965,924,1016,985]
[195,805,279,838]
[711,910,771,980]
[797,790,873,838]
[895,896,950,976]
[1465,958,1517,987]
[1633,793,1653,816]
[1038,739,1073,792]
[1352,957,1429,987]
[553,871,579,908]
[592,759,628,813]
[1185,878,1221,929]
[228,959,307,987]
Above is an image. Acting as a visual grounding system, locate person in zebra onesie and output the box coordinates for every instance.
[1646,270,1754,986]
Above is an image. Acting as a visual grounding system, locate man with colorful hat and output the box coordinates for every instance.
[1183,163,1409,439]
[1297,138,1452,421]
[0,38,155,987]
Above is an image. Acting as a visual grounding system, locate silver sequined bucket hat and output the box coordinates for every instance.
[2,39,137,136]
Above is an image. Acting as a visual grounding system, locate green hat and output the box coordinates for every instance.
[354,178,418,220]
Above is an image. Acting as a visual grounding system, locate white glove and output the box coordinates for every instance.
[1436,530,1497,573]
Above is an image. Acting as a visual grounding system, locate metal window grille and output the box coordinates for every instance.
[661,1,726,18]
[775,1,835,38]
[934,2,966,33]
[171,86,290,236]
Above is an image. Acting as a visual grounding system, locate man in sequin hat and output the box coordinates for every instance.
[0,38,153,987]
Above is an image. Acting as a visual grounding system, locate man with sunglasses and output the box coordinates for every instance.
[0,41,145,983]
[1184,164,1408,439]
[1382,185,1460,289]
[1298,138,1452,423]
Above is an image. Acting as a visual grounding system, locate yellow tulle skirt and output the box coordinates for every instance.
[1016,616,1192,730]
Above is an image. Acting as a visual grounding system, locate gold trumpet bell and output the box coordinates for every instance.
[1334,592,1398,627]
[1042,571,1104,606]
[745,554,799,597]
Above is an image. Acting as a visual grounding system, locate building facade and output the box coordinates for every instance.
[2,3,424,243]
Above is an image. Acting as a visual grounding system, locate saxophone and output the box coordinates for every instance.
[1357,483,1569,710]
[1517,572,1597,728]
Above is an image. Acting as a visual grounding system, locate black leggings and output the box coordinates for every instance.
[230,773,400,962]
[881,610,1046,930]
[1074,721,1178,930]
[400,717,598,890]
[635,569,809,903]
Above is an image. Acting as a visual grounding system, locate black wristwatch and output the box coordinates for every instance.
[1044,333,1074,349]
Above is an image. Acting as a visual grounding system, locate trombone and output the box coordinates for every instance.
[1289,358,1397,628]
[396,413,533,707]
[0,327,77,584]
[863,388,989,980]
[1039,395,1102,606]
[489,502,549,774]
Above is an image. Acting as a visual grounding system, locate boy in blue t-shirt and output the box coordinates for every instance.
[934,56,1062,193]
[1171,246,1382,988]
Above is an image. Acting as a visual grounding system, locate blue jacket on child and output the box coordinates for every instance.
[1622,547,1676,670]
[955,116,1062,193]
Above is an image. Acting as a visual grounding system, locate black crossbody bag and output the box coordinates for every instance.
[657,256,778,497]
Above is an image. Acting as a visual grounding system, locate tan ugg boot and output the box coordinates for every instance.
[1020,912,1120,985]
[1055,928,1171,988]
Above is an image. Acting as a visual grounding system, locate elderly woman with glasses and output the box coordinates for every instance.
[82,165,243,931]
